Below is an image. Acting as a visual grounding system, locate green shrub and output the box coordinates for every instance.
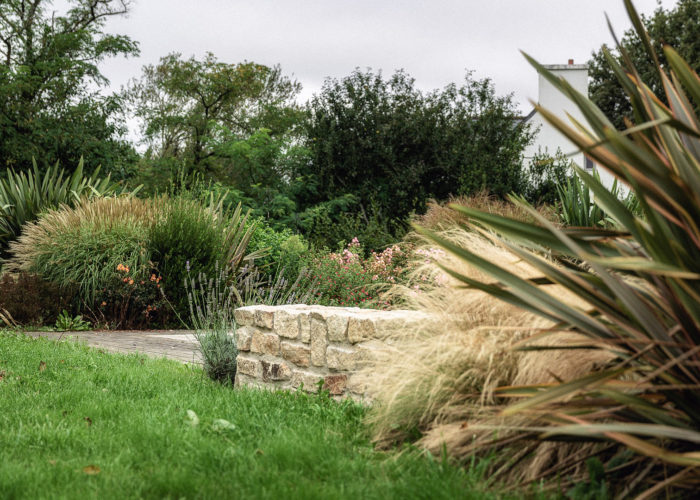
[149,196,229,317]
[5,196,165,328]
[247,219,308,282]
[7,194,255,328]
[522,148,572,204]
[296,196,404,252]
[148,196,256,322]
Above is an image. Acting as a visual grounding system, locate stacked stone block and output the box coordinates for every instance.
[233,305,427,399]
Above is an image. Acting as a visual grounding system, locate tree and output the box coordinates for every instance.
[300,69,533,232]
[589,0,700,130]
[0,0,139,174]
[127,53,303,177]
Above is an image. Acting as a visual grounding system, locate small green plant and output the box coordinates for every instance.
[186,263,238,384]
[54,310,90,332]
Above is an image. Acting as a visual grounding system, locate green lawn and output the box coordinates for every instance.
[0,330,509,499]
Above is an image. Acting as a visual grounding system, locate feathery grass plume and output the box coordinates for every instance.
[411,1,700,495]
[6,196,158,304]
[414,191,558,232]
[361,229,608,449]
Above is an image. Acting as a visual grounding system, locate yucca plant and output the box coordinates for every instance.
[556,171,642,227]
[555,170,642,228]
[0,159,125,254]
[417,0,700,494]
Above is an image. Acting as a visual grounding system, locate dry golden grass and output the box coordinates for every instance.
[415,191,559,232]
[361,227,613,482]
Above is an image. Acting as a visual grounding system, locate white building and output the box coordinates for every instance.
[522,60,618,191]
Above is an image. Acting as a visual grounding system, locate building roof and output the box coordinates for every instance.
[542,64,588,70]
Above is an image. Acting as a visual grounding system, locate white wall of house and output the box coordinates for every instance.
[523,62,620,192]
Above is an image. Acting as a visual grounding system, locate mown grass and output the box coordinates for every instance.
[0,331,524,499]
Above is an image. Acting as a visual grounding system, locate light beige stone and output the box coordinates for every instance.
[254,307,275,329]
[290,369,323,392]
[250,331,280,355]
[280,341,311,367]
[326,345,358,371]
[326,314,349,342]
[347,316,376,343]
[236,326,255,351]
[275,309,300,339]
[261,360,292,381]
[299,313,311,343]
[233,307,255,326]
[236,356,261,378]
[310,315,327,366]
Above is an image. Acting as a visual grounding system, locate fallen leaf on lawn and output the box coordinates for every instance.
[48,460,57,466]
[84,417,92,427]
[0,370,5,382]
[212,419,236,432]
[39,361,46,372]
[82,465,100,475]
[186,409,199,427]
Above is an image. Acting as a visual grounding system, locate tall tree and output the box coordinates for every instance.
[126,53,303,176]
[301,69,533,227]
[0,0,139,174]
[589,0,700,130]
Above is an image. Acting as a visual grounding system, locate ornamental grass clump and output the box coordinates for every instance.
[361,229,604,455]
[6,196,157,308]
[406,1,700,495]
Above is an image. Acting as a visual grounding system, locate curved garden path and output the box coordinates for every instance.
[26,330,202,364]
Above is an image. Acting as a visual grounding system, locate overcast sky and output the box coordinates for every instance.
[58,0,677,112]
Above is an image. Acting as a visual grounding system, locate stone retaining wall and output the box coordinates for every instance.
[233,305,427,399]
